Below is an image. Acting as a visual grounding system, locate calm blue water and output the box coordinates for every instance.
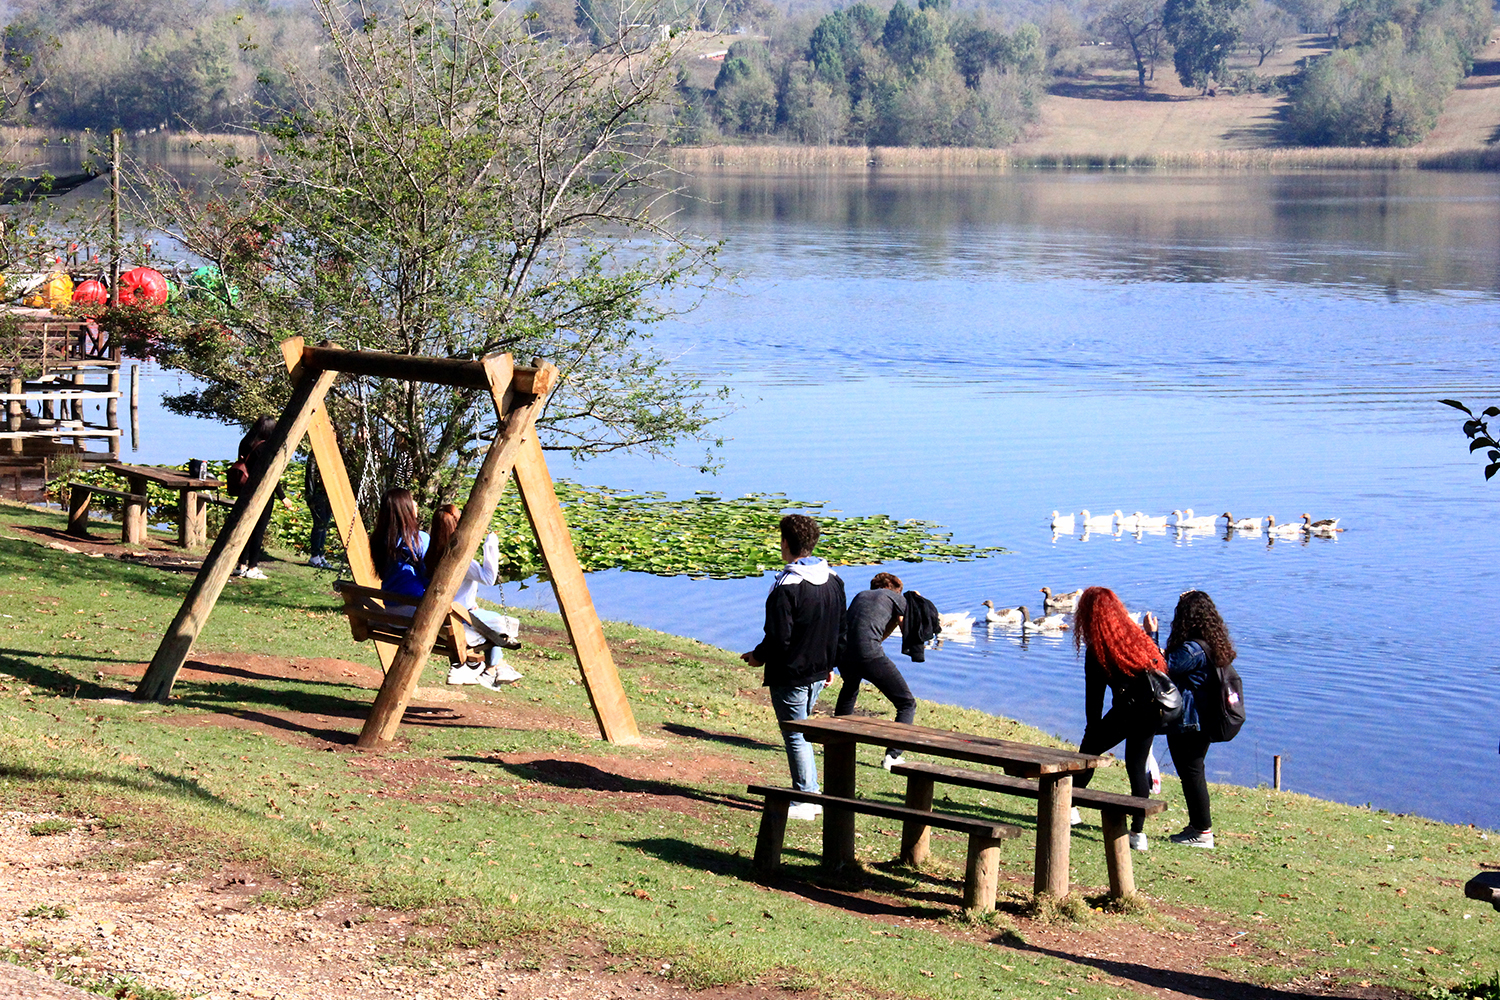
[133,169,1500,828]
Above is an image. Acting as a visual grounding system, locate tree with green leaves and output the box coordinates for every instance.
[132,0,723,511]
[1162,0,1246,91]
[1091,0,1169,87]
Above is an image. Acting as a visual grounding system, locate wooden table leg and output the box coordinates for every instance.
[1101,807,1135,898]
[181,490,208,550]
[1033,773,1073,899]
[67,485,92,538]
[900,773,935,866]
[822,739,857,868]
[122,475,147,544]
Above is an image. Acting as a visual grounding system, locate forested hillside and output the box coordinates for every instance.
[0,0,1492,147]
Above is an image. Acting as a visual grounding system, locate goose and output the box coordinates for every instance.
[1050,510,1075,533]
[1266,515,1305,538]
[1114,510,1142,532]
[1134,512,1169,529]
[1018,605,1068,632]
[1171,508,1216,530]
[1221,512,1263,531]
[981,600,1024,625]
[938,611,975,635]
[1300,513,1342,534]
[1079,509,1114,532]
[1040,586,1082,612]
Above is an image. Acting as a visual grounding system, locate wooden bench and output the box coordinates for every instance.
[66,481,147,539]
[891,761,1165,898]
[747,783,1022,911]
[333,580,520,670]
[1465,871,1500,911]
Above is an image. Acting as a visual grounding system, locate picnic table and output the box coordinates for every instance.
[780,716,1105,898]
[102,463,224,549]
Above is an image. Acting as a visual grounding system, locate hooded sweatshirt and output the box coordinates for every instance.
[753,557,847,688]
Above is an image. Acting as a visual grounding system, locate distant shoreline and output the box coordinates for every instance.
[671,143,1500,173]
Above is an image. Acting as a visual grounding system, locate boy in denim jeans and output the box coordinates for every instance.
[742,515,847,822]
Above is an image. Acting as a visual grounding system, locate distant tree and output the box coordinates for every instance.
[1441,400,1500,481]
[1275,0,1339,35]
[1092,0,1168,86]
[714,40,778,133]
[881,0,943,75]
[1162,0,1247,91]
[1238,0,1297,65]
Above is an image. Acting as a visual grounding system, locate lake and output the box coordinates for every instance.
[126,168,1500,829]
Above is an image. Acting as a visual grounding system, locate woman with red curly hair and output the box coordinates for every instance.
[1072,586,1167,851]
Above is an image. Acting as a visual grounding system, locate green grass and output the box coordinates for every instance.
[0,499,1497,999]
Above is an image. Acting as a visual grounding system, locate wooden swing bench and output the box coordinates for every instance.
[333,580,520,669]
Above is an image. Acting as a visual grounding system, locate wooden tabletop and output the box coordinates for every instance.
[105,463,221,490]
[781,716,1106,779]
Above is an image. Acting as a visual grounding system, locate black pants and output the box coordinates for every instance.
[244,502,275,569]
[1167,730,1213,831]
[834,652,917,757]
[1075,708,1156,833]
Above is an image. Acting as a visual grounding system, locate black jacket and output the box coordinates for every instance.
[753,561,847,688]
[900,591,940,662]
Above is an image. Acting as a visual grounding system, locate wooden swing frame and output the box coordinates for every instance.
[132,336,640,747]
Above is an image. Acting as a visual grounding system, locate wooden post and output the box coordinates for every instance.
[357,354,540,746]
[1033,773,1073,899]
[1273,755,1281,790]
[69,371,84,422]
[963,836,1002,911]
[1100,808,1135,898]
[129,364,139,452]
[822,739,858,868]
[753,798,790,874]
[109,131,120,307]
[513,433,640,743]
[279,339,394,671]
[134,364,338,702]
[67,486,92,538]
[107,370,120,459]
[6,377,20,455]
[900,773,935,866]
[121,472,148,544]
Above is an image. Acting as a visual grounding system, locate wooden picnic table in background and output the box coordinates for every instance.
[781,716,1105,898]
[103,463,223,549]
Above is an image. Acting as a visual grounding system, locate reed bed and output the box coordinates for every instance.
[672,143,1500,173]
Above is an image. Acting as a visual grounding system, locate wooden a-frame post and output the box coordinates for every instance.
[134,336,640,747]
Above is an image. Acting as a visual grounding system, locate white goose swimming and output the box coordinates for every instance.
[1221,512,1263,531]
[1017,605,1068,632]
[981,600,1024,625]
[1300,513,1342,535]
[1114,510,1142,532]
[1266,515,1305,538]
[938,611,975,636]
[1079,510,1115,532]
[1134,512,1169,529]
[1171,508,1217,530]
[1041,586,1082,612]
[1050,510,1076,533]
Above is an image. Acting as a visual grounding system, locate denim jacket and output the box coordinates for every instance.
[1164,640,1209,732]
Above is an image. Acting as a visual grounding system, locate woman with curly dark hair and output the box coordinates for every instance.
[1072,586,1168,851]
[1144,591,1236,850]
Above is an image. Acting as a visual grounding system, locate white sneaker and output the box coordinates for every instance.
[240,566,267,580]
[1070,807,1082,826]
[786,802,821,822]
[881,753,903,771]
[232,564,249,578]
[447,663,484,685]
[1128,832,1149,851]
[478,664,523,690]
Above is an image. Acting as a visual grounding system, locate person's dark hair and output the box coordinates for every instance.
[780,514,820,559]
[1073,586,1163,678]
[1165,590,1236,670]
[425,503,461,577]
[870,572,902,591]
[238,415,276,458]
[372,487,422,576]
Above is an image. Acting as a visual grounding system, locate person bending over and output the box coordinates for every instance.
[1072,586,1166,851]
[742,515,847,823]
[835,572,916,771]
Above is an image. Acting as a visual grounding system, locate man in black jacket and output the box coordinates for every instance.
[742,515,846,822]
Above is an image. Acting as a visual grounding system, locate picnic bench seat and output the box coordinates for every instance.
[1465,871,1500,911]
[892,761,1165,898]
[66,481,147,539]
[747,783,1022,911]
[333,580,520,670]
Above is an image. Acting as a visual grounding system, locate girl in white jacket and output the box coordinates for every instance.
[428,504,522,689]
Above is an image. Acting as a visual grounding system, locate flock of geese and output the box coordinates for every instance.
[936,587,1113,637]
[1051,509,1343,538]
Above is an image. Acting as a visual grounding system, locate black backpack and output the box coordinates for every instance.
[1200,659,1245,742]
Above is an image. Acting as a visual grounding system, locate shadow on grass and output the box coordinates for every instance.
[627,836,958,917]
[1048,78,1178,101]
[461,757,761,812]
[660,722,780,752]
[1014,944,1340,1000]
[0,761,259,822]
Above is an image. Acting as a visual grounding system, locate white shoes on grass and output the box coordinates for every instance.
[787,802,824,822]
[447,662,523,688]
[1169,827,1215,849]
[1128,832,1149,851]
[232,565,267,580]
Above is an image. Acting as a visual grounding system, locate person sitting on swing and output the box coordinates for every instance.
[371,488,427,598]
[427,503,522,690]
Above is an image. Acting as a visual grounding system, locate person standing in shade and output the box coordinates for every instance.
[1144,590,1235,849]
[232,416,279,580]
[742,515,847,823]
[834,571,915,771]
[304,454,334,569]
